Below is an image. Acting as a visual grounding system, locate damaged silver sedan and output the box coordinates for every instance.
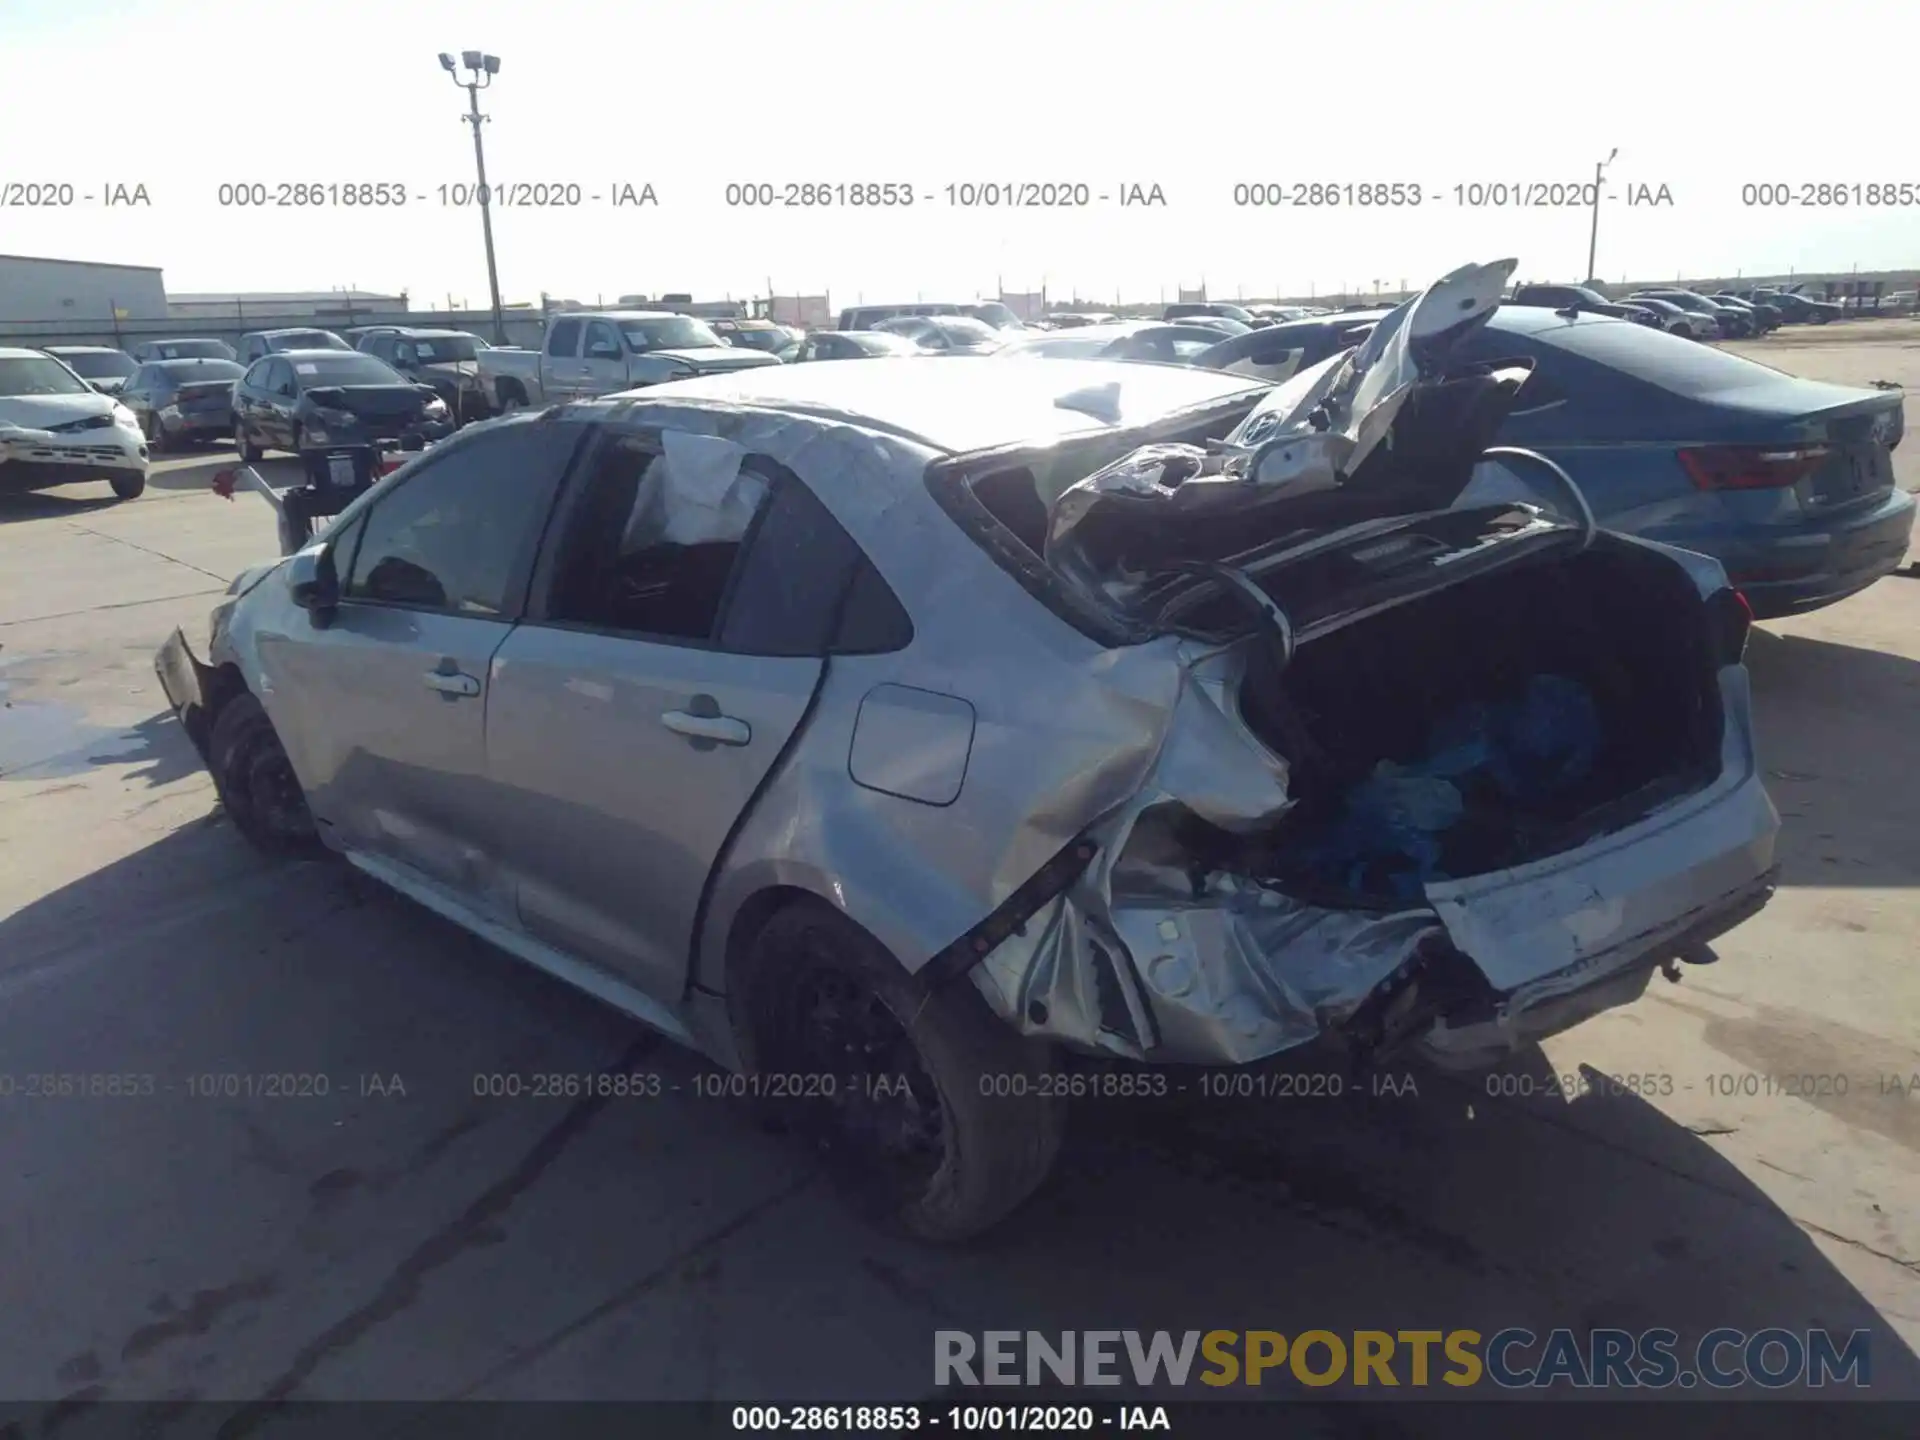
[154,260,1779,1241]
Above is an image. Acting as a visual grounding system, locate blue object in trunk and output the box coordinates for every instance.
[1294,673,1602,897]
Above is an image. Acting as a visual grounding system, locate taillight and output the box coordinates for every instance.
[1706,587,1753,665]
[1678,444,1828,491]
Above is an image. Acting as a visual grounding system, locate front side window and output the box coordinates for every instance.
[584,321,623,358]
[342,423,581,615]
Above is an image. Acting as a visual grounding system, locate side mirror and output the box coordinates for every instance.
[286,545,339,615]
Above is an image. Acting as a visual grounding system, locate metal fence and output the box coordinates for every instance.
[0,305,550,352]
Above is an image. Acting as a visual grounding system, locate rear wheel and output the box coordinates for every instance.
[737,900,1067,1243]
[208,693,320,856]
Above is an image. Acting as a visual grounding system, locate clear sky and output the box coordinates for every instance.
[2,0,1913,306]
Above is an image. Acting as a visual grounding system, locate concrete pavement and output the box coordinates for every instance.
[2,352,1917,1425]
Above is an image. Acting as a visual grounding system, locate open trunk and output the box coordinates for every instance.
[1240,537,1727,902]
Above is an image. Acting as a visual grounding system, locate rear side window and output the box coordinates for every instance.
[542,432,766,642]
[546,319,583,357]
[719,472,912,656]
[1535,319,1794,397]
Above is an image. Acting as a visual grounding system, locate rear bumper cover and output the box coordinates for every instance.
[971,666,1778,1072]
[1694,489,1916,618]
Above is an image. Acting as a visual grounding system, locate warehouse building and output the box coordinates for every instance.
[167,289,408,322]
[0,253,169,325]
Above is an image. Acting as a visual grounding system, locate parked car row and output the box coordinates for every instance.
[1506,281,1853,340]
[0,270,1893,513]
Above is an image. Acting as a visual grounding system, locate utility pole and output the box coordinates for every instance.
[1586,148,1618,284]
[441,50,507,345]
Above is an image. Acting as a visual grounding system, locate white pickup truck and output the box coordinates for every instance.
[474,310,782,413]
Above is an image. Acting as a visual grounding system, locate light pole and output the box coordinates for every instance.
[1585,147,1618,284]
[440,50,506,344]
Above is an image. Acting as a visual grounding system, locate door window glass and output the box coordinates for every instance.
[719,470,912,656]
[342,423,580,615]
[544,430,767,641]
[584,321,622,359]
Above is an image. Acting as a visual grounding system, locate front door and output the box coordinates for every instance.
[257,420,586,905]
[576,319,630,398]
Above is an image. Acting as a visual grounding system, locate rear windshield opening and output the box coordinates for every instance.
[965,406,1257,556]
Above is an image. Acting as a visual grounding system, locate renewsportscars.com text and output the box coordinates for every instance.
[935,1328,1872,1390]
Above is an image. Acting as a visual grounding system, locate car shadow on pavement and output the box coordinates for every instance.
[145,448,235,492]
[0,706,199,789]
[1745,628,1920,889]
[955,1044,1920,1407]
[152,452,309,499]
[0,816,1915,1412]
[0,491,121,526]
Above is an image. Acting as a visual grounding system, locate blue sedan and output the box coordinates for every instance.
[1199,307,1912,618]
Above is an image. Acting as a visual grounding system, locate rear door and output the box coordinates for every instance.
[482,427,851,1009]
[258,420,585,905]
[541,318,585,401]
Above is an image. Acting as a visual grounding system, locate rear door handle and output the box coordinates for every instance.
[661,709,751,746]
[423,669,481,697]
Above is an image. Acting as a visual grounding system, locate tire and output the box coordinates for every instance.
[207,692,320,857]
[109,471,146,500]
[735,900,1067,1243]
[236,422,263,463]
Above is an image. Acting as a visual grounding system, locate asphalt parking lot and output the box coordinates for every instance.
[2,325,1918,1425]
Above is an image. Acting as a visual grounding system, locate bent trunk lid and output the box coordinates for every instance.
[1039,260,1533,611]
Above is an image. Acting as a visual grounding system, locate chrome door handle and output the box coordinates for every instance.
[661,710,750,746]
[423,670,481,697]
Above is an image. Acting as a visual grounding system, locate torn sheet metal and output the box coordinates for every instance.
[1041,259,1519,607]
[968,643,1443,1065]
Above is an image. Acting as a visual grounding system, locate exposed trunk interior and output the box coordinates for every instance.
[1240,540,1725,900]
